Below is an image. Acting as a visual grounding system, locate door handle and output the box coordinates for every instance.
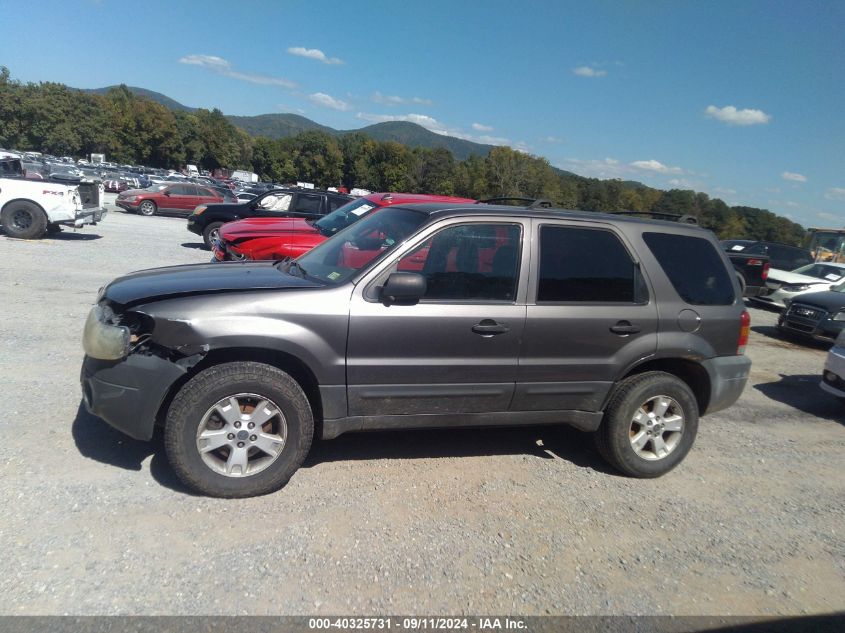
[472,319,509,336]
[610,321,641,335]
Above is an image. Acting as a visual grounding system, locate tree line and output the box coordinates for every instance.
[0,67,806,244]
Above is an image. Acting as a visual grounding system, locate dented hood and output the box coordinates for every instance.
[220,216,318,240]
[102,261,321,306]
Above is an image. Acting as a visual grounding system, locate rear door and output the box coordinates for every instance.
[514,220,658,412]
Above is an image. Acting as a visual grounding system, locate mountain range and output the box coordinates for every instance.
[85,86,498,161]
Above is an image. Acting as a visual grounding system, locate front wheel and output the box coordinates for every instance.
[164,362,314,497]
[595,372,698,478]
[138,200,157,216]
[202,221,224,249]
[1,201,48,239]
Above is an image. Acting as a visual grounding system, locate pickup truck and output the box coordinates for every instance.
[0,156,106,239]
[722,246,770,297]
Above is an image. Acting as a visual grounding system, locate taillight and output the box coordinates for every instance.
[737,309,750,355]
[761,262,770,281]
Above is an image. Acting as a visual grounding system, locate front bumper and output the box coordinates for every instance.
[777,305,845,343]
[186,215,203,236]
[700,355,752,415]
[80,354,187,441]
[820,345,845,399]
[115,200,139,212]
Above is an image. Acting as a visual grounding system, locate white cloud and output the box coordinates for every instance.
[559,157,631,179]
[472,123,494,132]
[781,171,807,182]
[372,92,432,106]
[825,188,845,201]
[705,105,771,126]
[287,47,344,65]
[573,66,607,77]
[630,159,683,175]
[668,178,697,188]
[308,92,350,111]
[715,187,737,195]
[817,212,843,223]
[179,54,296,87]
[543,136,564,144]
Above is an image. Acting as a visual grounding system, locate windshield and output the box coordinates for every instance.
[792,263,845,281]
[313,198,380,237]
[280,207,428,285]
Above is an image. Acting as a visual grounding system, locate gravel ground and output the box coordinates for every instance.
[0,199,843,616]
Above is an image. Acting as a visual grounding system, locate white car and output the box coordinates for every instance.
[751,262,845,309]
[820,329,845,400]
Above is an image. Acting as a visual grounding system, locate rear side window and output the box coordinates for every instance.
[537,226,640,303]
[644,232,735,305]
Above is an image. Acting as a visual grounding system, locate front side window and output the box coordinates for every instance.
[537,226,639,303]
[396,223,522,301]
[257,192,292,212]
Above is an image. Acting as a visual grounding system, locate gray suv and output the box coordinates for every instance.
[81,203,752,497]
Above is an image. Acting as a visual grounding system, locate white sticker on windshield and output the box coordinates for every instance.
[731,245,745,251]
[825,273,842,281]
[351,203,376,216]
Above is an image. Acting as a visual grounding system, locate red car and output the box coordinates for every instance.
[116,183,227,217]
[212,192,476,262]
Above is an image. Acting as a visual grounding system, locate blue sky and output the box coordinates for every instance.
[2,0,843,229]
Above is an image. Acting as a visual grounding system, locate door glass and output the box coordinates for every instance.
[258,192,292,211]
[397,223,522,301]
[292,194,322,215]
[538,226,639,303]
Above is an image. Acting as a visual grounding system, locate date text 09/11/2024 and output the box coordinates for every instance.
[308,617,527,630]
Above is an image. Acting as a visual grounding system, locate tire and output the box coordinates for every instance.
[1,201,48,239]
[202,221,224,250]
[595,371,699,478]
[138,200,157,216]
[164,362,314,498]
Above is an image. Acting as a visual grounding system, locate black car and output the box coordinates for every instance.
[187,187,355,248]
[722,240,814,271]
[778,283,845,342]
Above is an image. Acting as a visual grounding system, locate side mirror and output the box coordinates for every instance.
[380,272,426,306]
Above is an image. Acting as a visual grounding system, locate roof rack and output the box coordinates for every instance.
[479,197,554,209]
[609,210,698,225]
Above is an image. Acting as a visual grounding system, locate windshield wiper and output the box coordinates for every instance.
[285,260,308,278]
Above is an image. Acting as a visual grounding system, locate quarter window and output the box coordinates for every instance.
[643,232,735,305]
[537,226,639,303]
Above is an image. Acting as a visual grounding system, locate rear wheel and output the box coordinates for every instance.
[138,200,157,216]
[1,201,48,239]
[202,221,224,249]
[595,372,698,478]
[164,362,314,497]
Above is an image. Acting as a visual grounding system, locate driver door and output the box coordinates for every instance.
[347,220,528,417]
[253,192,293,217]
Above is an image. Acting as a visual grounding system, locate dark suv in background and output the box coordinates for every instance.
[187,186,355,248]
[82,202,751,497]
[722,239,814,271]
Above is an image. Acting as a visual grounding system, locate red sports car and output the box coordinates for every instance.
[212,192,476,262]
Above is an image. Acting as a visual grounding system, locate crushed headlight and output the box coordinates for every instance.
[832,311,845,322]
[82,305,130,360]
[192,205,207,215]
